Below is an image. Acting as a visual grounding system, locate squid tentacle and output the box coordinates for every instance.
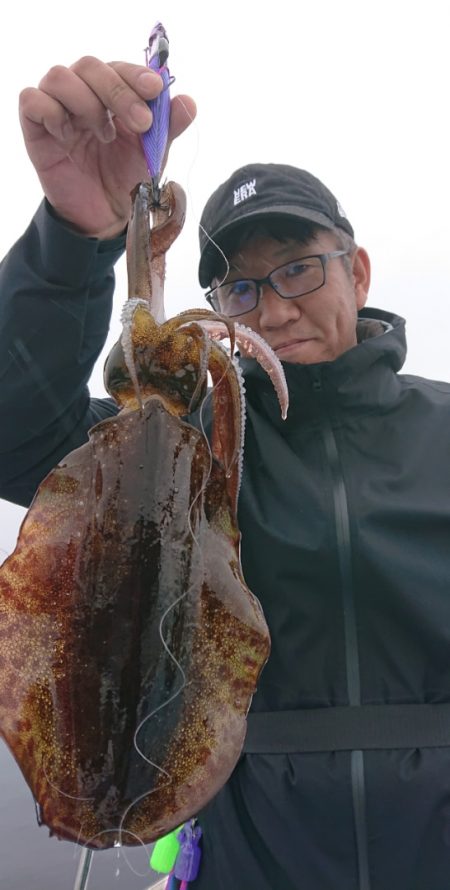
[205,340,246,514]
[115,181,288,501]
[127,181,186,324]
[199,320,289,421]
[120,299,157,409]
[172,307,236,355]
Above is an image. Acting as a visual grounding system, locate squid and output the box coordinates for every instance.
[0,22,289,863]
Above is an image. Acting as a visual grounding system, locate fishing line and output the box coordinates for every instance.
[186,325,210,418]
[115,360,234,862]
[77,828,152,879]
[41,757,94,804]
[75,822,88,848]
[185,329,213,549]
[121,158,245,834]
[105,591,190,858]
[76,67,242,890]
[111,831,154,879]
[133,590,188,763]
[169,96,250,489]
[147,877,170,890]
[0,47,246,890]
[186,419,212,549]
[184,327,242,545]
[170,94,232,289]
[40,757,97,868]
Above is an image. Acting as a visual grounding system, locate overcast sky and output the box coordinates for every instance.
[0,0,449,558]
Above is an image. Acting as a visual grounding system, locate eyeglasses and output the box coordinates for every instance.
[205,250,349,318]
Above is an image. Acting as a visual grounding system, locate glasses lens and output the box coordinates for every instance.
[271,256,324,298]
[210,280,258,317]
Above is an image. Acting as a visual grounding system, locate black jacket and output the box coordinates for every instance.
[2,203,450,890]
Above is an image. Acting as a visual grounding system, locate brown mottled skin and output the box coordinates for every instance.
[126,181,186,320]
[0,181,272,848]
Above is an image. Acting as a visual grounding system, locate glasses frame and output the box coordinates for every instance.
[205,249,350,318]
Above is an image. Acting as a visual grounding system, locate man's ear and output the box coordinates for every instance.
[352,246,371,310]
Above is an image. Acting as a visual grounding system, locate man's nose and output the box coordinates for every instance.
[257,283,302,326]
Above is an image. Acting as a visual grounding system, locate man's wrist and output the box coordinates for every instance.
[35,200,126,286]
[45,200,127,242]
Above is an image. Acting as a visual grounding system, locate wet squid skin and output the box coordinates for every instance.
[0,181,287,849]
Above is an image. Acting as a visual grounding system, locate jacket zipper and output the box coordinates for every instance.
[312,371,371,890]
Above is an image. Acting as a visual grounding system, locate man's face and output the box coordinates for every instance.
[213,231,370,364]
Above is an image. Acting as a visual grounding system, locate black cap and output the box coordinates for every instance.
[198,163,354,287]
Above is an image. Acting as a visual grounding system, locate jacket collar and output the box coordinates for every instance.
[240,307,407,427]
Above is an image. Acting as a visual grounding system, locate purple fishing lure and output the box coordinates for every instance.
[141,22,172,191]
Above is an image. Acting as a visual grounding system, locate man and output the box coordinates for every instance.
[2,58,450,890]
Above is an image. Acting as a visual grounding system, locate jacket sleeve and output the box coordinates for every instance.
[0,200,126,507]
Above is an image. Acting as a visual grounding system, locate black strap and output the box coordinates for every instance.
[243,704,450,753]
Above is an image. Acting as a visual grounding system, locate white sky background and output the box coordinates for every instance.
[0,0,449,557]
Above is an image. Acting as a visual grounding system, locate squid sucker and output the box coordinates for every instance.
[0,180,288,850]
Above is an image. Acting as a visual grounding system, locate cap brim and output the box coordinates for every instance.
[198,204,335,287]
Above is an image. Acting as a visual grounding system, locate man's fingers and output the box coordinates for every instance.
[19,87,75,144]
[35,66,117,143]
[108,60,165,99]
[70,57,162,133]
[19,60,196,165]
[168,94,197,142]
[158,95,197,175]
[65,57,160,135]
[23,57,165,145]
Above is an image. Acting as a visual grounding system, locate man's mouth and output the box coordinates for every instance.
[273,338,314,357]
